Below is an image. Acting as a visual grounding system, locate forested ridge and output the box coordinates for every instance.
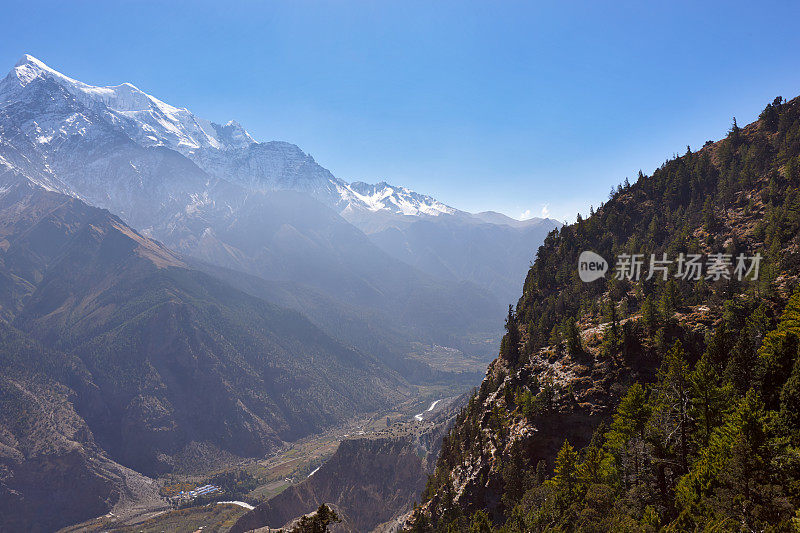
[406,95,800,531]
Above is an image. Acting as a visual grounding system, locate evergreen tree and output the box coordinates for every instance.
[468,510,493,533]
[577,426,613,491]
[648,341,691,472]
[758,288,800,407]
[291,504,341,533]
[779,353,800,437]
[708,392,789,529]
[564,318,583,355]
[705,320,731,372]
[549,325,562,353]
[725,331,759,396]
[689,355,731,446]
[605,383,650,488]
[501,305,521,365]
[603,300,622,357]
[642,295,659,334]
[729,116,741,146]
[551,440,579,501]
[660,279,681,316]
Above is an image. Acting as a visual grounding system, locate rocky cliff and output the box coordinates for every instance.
[231,399,462,533]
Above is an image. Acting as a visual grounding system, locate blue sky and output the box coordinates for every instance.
[3,1,800,222]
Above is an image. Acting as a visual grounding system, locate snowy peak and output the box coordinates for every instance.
[2,54,255,153]
[6,54,150,110]
[9,53,73,88]
[1,55,460,221]
[0,55,489,224]
[339,180,456,217]
[15,53,40,68]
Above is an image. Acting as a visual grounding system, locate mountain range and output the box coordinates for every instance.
[0,54,559,309]
[0,55,559,531]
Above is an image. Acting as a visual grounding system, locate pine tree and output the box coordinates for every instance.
[577,426,613,490]
[709,391,789,529]
[551,440,580,500]
[705,321,731,372]
[779,353,800,437]
[759,96,783,131]
[661,278,681,315]
[501,444,532,508]
[725,331,759,396]
[500,305,521,365]
[603,301,621,358]
[729,116,741,144]
[564,317,583,355]
[642,295,659,334]
[605,383,650,488]
[468,510,493,533]
[291,503,341,533]
[649,341,691,472]
[786,156,799,182]
[757,289,800,407]
[690,355,731,446]
[535,459,548,485]
[549,325,562,353]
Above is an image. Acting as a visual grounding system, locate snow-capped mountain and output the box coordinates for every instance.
[0,54,558,307]
[0,54,557,533]
[340,181,455,217]
[0,54,465,220]
[1,54,254,153]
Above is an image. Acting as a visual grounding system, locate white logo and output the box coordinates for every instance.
[578,251,608,282]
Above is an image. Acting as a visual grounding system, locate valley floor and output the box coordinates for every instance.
[58,384,465,532]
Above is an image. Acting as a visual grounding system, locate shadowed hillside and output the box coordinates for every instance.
[0,172,411,531]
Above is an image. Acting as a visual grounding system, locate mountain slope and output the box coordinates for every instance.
[0,173,414,529]
[0,54,508,363]
[364,214,560,304]
[0,299,164,533]
[166,189,503,347]
[0,54,455,217]
[406,96,800,531]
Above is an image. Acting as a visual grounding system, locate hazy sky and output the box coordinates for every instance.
[3,0,800,222]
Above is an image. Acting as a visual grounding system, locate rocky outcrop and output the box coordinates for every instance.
[414,341,655,523]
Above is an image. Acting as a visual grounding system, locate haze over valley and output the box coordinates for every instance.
[0,54,558,531]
